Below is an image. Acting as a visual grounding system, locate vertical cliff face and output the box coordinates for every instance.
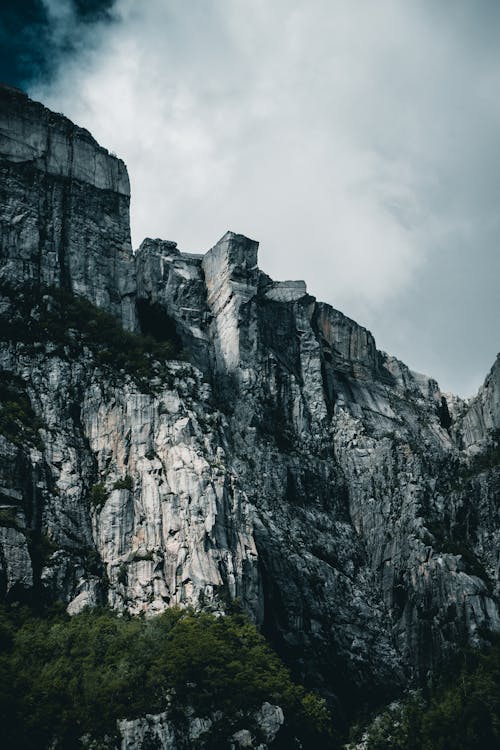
[136,229,500,704]
[460,355,500,450]
[0,88,499,731]
[0,85,136,329]
[81,366,261,618]
[135,238,209,368]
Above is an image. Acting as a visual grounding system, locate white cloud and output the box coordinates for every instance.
[31,0,500,395]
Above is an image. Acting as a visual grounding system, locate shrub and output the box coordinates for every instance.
[88,483,109,510]
[0,507,20,529]
[0,370,44,449]
[360,641,500,750]
[0,604,336,749]
[0,283,181,390]
[112,476,133,491]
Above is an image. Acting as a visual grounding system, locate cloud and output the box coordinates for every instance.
[0,1,117,89]
[0,1,52,87]
[30,0,500,395]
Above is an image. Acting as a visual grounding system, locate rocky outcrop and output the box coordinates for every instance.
[135,237,209,369]
[0,84,136,329]
[0,88,499,737]
[134,227,500,704]
[460,354,500,450]
[118,702,283,750]
[83,364,260,618]
[0,325,260,619]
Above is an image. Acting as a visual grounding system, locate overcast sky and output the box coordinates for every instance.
[2,0,500,397]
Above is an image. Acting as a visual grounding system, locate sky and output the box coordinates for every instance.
[2,0,500,397]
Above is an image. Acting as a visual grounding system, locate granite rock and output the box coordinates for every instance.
[0,88,499,743]
[0,85,136,329]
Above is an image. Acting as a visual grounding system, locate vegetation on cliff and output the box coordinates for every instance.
[0,282,180,387]
[352,639,500,750]
[0,370,45,449]
[0,603,334,749]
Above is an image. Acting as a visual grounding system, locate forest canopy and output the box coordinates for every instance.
[0,603,334,749]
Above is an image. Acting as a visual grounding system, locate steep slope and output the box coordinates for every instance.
[0,87,499,736]
[0,84,136,328]
[136,231,500,706]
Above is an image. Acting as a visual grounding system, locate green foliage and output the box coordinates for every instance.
[29,532,59,567]
[88,483,109,510]
[0,507,20,529]
[0,604,336,749]
[0,370,44,448]
[0,283,180,389]
[112,475,133,491]
[360,641,500,750]
[354,694,425,750]
[88,477,134,509]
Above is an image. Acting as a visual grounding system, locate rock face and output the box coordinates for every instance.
[0,85,136,329]
[118,702,283,750]
[460,354,500,450]
[1,87,499,740]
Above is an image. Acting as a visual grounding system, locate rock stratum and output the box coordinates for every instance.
[0,85,499,747]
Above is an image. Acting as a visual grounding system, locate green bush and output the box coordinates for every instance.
[112,476,133,491]
[29,532,59,567]
[360,641,500,750]
[0,507,20,529]
[0,370,44,449]
[88,483,109,510]
[0,604,336,749]
[0,283,181,390]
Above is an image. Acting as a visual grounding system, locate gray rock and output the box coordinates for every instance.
[0,523,33,594]
[460,354,500,450]
[136,237,210,370]
[118,703,282,750]
[0,88,499,744]
[0,84,136,329]
[119,711,178,750]
[254,702,284,744]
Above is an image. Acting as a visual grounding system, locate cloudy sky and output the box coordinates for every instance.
[2,0,500,396]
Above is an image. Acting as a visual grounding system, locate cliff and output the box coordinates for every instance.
[0,86,499,748]
[0,84,136,328]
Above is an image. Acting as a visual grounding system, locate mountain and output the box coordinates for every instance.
[0,84,499,748]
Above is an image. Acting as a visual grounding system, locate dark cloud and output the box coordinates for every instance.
[0,1,50,87]
[0,0,116,89]
[73,0,116,23]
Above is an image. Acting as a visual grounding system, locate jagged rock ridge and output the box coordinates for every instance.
[1,85,499,743]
